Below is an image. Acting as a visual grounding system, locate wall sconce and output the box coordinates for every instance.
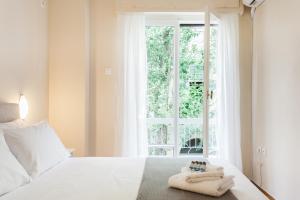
[19,94,29,120]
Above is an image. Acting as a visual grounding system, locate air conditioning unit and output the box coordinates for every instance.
[242,0,266,17]
[243,0,265,7]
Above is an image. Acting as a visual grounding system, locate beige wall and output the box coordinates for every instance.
[90,0,118,156]
[117,0,239,11]
[0,0,48,123]
[48,0,90,156]
[252,0,300,199]
[239,9,253,178]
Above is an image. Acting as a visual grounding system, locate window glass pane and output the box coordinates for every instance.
[146,26,175,118]
[178,25,205,156]
[148,147,174,157]
[145,16,217,158]
[179,122,203,155]
[146,26,175,156]
[147,123,174,145]
[208,22,219,157]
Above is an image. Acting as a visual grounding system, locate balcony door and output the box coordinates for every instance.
[146,13,218,158]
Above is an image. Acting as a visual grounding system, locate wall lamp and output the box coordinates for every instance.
[19,94,29,120]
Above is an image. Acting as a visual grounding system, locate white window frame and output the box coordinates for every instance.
[145,12,211,158]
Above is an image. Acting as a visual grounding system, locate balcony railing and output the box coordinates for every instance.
[147,118,217,157]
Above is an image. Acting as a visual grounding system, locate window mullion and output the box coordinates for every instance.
[203,11,211,158]
[174,22,180,157]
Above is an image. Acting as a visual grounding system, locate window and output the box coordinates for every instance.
[146,13,218,157]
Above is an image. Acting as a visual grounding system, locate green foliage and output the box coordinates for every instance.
[146,25,218,155]
[146,26,216,118]
[146,26,175,118]
[179,26,204,118]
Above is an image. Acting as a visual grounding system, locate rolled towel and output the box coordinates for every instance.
[168,174,235,197]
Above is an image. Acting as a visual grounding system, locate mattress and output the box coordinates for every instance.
[0,157,268,200]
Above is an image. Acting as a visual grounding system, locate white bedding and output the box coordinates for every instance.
[0,157,268,200]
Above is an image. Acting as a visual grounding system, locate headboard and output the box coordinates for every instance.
[0,103,19,123]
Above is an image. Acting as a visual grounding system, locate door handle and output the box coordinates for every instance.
[207,90,214,100]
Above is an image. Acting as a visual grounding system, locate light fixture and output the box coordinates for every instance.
[19,94,29,120]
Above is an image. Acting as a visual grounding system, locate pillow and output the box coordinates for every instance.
[0,130,31,196]
[0,119,26,130]
[3,122,70,178]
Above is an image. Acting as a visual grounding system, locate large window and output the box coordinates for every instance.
[146,13,218,157]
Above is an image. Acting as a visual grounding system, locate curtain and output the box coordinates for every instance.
[116,13,148,157]
[216,14,243,170]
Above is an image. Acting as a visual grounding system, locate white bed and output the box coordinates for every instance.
[0,157,268,200]
[0,103,267,200]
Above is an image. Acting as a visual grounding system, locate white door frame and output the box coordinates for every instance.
[146,12,211,158]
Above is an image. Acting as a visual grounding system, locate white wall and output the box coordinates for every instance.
[252,0,300,199]
[0,0,48,122]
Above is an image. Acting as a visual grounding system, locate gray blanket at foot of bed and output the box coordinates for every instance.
[136,158,238,200]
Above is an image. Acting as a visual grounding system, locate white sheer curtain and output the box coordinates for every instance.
[216,14,242,170]
[116,13,148,157]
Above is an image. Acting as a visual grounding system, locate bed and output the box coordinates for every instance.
[1,157,267,200]
[0,103,268,200]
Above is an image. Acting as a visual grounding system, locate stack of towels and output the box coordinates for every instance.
[168,164,234,197]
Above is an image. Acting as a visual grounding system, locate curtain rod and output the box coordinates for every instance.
[118,8,242,13]
[116,5,243,15]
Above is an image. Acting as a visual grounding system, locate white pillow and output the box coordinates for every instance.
[3,122,70,178]
[0,119,26,129]
[0,131,31,196]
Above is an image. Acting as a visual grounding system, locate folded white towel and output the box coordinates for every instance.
[168,174,235,197]
[185,171,224,183]
[181,165,224,183]
[206,164,224,172]
[186,176,222,183]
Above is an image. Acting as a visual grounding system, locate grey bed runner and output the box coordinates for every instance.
[137,158,238,200]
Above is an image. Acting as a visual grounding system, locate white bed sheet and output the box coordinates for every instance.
[1,157,268,200]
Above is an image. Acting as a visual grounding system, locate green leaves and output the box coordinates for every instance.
[179,26,204,118]
[146,26,217,118]
[146,25,218,154]
[146,26,175,118]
